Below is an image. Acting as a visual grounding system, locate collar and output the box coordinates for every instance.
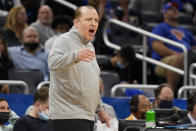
[132,114,137,120]
[70,26,89,45]
[188,112,196,125]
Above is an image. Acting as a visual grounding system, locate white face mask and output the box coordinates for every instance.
[116,61,126,69]
[38,105,49,121]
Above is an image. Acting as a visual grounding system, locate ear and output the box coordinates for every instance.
[73,19,79,28]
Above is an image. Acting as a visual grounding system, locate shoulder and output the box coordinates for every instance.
[153,23,168,31]
[8,46,22,53]
[15,115,28,125]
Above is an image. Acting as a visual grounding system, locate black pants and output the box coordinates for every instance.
[51,119,94,131]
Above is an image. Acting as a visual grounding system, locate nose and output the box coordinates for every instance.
[91,20,97,26]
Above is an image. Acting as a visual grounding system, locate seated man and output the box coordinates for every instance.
[0,97,19,131]
[30,5,54,45]
[8,26,49,81]
[149,2,196,89]
[99,44,142,84]
[14,86,50,131]
[179,91,196,124]
[152,83,179,109]
[152,83,180,118]
[125,95,151,120]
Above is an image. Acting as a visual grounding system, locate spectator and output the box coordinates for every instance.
[14,86,50,131]
[3,5,27,47]
[45,15,72,52]
[179,91,196,124]
[99,45,142,84]
[30,5,54,46]
[152,83,179,112]
[0,35,14,93]
[8,26,49,81]
[125,95,151,120]
[0,97,19,131]
[149,2,196,89]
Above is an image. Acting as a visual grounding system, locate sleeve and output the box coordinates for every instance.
[148,24,166,49]
[13,117,29,131]
[48,36,79,70]
[95,99,105,113]
[9,110,19,126]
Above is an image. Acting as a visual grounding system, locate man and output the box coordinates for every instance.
[30,5,54,45]
[8,26,49,82]
[48,6,111,131]
[0,97,19,131]
[152,83,179,111]
[179,91,196,124]
[14,86,50,131]
[125,95,151,120]
[152,83,177,109]
[149,2,196,89]
[45,15,72,52]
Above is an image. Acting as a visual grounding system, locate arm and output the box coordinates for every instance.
[96,78,111,127]
[152,40,179,57]
[48,37,95,70]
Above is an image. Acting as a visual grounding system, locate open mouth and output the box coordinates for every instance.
[89,29,94,34]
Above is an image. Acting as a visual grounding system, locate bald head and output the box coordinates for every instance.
[38,5,53,26]
[22,26,39,44]
[159,87,174,101]
[74,6,97,19]
[73,6,98,42]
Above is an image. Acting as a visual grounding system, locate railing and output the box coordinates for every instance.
[178,85,196,99]
[54,0,77,10]
[37,81,50,90]
[111,84,158,97]
[0,80,29,94]
[189,63,196,85]
[103,19,188,85]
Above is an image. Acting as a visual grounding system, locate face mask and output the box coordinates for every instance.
[116,61,125,69]
[38,109,49,121]
[0,112,9,125]
[24,42,39,51]
[56,32,62,36]
[159,100,173,108]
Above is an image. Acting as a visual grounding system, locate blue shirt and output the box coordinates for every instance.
[149,22,196,61]
[8,46,49,80]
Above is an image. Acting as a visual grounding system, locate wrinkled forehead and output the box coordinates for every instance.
[24,29,38,37]
[79,7,98,18]
[0,100,9,107]
[39,6,52,14]
[139,95,149,104]
[159,87,174,98]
